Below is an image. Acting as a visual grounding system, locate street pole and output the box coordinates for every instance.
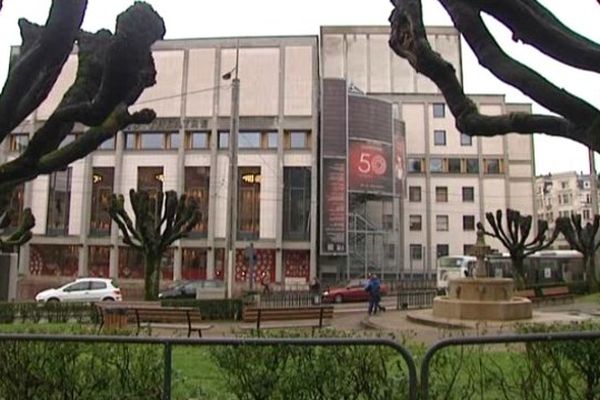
[225,44,240,299]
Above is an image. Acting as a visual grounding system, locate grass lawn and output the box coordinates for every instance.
[172,346,233,400]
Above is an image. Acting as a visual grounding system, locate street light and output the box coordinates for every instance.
[223,42,240,299]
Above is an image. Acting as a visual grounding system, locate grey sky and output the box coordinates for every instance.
[0,0,598,175]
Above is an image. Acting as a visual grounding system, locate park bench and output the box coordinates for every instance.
[240,305,334,334]
[540,286,574,303]
[514,289,538,301]
[96,303,213,337]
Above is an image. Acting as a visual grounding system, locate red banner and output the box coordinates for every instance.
[348,140,393,194]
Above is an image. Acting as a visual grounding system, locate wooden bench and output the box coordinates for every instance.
[240,306,334,334]
[96,304,213,337]
[540,286,574,303]
[514,289,537,300]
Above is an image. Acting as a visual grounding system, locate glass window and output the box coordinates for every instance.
[462,186,475,202]
[47,168,72,236]
[460,133,472,146]
[65,282,89,292]
[409,186,421,202]
[238,167,261,239]
[436,215,449,231]
[448,158,461,173]
[137,167,164,208]
[430,158,444,173]
[435,186,448,202]
[410,244,422,260]
[408,158,423,173]
[124,133,136,149]
[484,159,501,174]
[463,215,475,231]
[267,132,279,149]
[433,103,445,118]
[189,132,209,149]
[90,167,114,236]
[437,244,449,258]
[88,246,110,277]
[409,215,422,231]
[140,133,164,149]
[466,158,479,174]
[90,281,107,290]
[169,132,180,149]
[184,167,210,237]
[434,130,446,146]
[182,248,207,280]
[290,131,308,149]
[239,132,261,149]
[283,167,311,240]
[10,133,29,152]
[99,137,115,150]
[464,244,473,255]
[8,184,25,230]
[218,131,229,149]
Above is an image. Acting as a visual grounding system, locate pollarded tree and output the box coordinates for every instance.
[108,190,201,300]
[0,1,165,250]
[389,0,600,151]
[477,209,560,288]
[556,214,600,292]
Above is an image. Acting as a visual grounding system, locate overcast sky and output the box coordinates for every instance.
[0,0,599,175]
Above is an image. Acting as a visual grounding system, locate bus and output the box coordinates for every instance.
[436,250,585,292]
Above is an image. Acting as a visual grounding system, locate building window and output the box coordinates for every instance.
[168,132,180,149]
[137,166,164,202]
[466,158,479,174]
[288,131,309,149]
[408,158,424,173]
[410,244,422,260]
[583,209,591,220]
[448,158,461,173]
[88,246,110,277]
[484,158,502,174]
[430,158,444,173]
[561,181,568,189]
[433,103,445,118]
[188,131,209,149]
[124,132,136,149]
[239,132,261,149]
[409,186,421,202]
[409,215,422,231]
[8,184,24,230]
[435,186,448,202]
[385,244,395,260]
[436,215,449,231]
[218,131,229,149]
[434,130,446,146]
[90,167,114,236]
[182,248,207,280]
[437,244,449,258]
[463,215,475,231]
[283,167,311,240]
[460,133,472,146]
[99,137,115,150]
[9,133,29,153]
[383,214,393,230]
[140,133,164,149]
[47,168,72,236]
[462,186,475,202]
[463,244,473,255]
[185,167,210,237]
[267,132,279,149]
[238,167,260,239]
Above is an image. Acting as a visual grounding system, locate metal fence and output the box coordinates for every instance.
[395,280,438,310]
[257,290,317,308]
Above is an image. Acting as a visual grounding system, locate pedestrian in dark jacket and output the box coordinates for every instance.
[365,274,382,315]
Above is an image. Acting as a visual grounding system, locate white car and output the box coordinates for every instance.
[35,278,122,303]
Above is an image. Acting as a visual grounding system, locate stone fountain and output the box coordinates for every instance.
[432,229,532,320]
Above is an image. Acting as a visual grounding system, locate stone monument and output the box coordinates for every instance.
[432,229,532,320]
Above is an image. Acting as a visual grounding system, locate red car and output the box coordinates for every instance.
[321,279,389,303]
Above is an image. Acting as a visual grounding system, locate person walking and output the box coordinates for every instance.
[365,273,382,315]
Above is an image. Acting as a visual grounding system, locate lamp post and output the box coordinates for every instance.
[223,43,240,299]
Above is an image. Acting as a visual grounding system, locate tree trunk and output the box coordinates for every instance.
[144,254,161,301]
[585,255,599,293]
[512,257,526,290]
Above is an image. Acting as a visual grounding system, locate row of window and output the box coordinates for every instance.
[11,166,311,241]
[433,129,472,146]
[8,130,312,152]
[409,214,476,231]
[409,243,474,260]
[408,157,504,174]
[409,186,475,202]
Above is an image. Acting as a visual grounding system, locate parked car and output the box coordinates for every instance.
[321,279,389,303]
[35,278,122,303]
[158,280,224,299]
